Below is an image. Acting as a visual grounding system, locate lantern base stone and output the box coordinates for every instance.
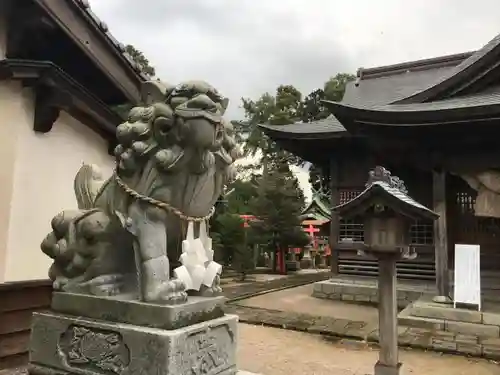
[432,295,453,304]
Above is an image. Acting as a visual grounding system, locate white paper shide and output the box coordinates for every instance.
[174,220,222,291]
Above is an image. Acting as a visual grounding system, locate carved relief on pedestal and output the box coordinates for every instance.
[175,324,235,375]
[58,325,130,374]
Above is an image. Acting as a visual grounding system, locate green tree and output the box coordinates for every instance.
[300,88,328,122]
[240,85,304,180]
[214,213,254,279]
[125,44,156,77]
[210,179,257,265]
[232,237,255,281]
[249,159,310,273]
[226,179,258,214]
[309,164,331,196]
[324,73,356,102]
[300,73,355,123]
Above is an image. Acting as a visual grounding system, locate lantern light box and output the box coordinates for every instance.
[334,166,438,260]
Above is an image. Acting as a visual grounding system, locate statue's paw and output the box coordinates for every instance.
[64,274,128,296]
[145,278,188,305]
[209,275,223,294]
[53,277,69,291]
[196,281,222,297]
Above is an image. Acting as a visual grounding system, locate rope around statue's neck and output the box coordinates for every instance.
[113,169,215,222]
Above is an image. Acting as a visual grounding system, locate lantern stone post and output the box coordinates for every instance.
[375,253,400,375]
[334,166,439,375]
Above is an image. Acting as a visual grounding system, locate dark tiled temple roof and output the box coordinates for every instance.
[260,51,472,135]
[338,86,500,113]
[396,34,500,103]
[261,31,500,137]
[322,32,500,127]
[343,66,459,107]
[72,0,150,80]
[324,87,500,126]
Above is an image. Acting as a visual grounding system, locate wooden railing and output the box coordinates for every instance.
[0,280,52,370]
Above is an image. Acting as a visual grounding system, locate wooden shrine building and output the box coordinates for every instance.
[301,189,330,234]
[260,33,500,298]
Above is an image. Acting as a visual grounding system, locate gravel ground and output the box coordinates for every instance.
[3,323,497,375]
[238,324,499,375]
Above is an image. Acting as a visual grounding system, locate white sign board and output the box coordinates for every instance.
[453,244,481,310]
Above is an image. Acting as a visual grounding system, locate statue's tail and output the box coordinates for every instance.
[74,164,105,210]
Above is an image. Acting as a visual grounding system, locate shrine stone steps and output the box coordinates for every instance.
[398,297,500,340]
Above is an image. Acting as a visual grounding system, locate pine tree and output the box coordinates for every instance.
[249,159,310,273]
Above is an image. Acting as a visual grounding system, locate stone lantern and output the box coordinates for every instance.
[335,166,438,375]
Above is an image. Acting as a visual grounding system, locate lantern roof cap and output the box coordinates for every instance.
[333,166,438,221]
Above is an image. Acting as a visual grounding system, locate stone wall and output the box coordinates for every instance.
[313,278,435,308]
[395,297,500,359]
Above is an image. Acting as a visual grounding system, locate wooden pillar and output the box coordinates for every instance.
[329,157,340,275]
[375,256,401,375]
[433,169,450,298]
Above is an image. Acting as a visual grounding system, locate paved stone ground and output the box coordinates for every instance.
[238,284,378,323]
[238,324,499,375]
[222,270,329,302]
[226,284,377,339]
[221,273,288,288]
[227,283,500,360]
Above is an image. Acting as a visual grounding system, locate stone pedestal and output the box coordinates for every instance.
[28,293,238,375]
[300,248,313,269]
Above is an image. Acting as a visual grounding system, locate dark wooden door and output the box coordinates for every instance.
[447,175,500,272]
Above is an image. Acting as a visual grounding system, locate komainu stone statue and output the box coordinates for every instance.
[40,80,241,304]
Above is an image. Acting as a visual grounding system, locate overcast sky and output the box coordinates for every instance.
[90,0,500,119]
[88,1,500,201]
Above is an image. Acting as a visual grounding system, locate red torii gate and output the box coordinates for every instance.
[239,214,256,228]
[301,219,326,248]
[238,215,329,273]
[304,224,320,247]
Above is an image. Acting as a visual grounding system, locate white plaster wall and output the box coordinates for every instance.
[4,93,115,281]
[0,81,24,281]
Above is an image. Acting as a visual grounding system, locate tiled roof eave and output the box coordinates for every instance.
[71,0,150,80]
[258,115,351,139]
[323,95,500,126]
